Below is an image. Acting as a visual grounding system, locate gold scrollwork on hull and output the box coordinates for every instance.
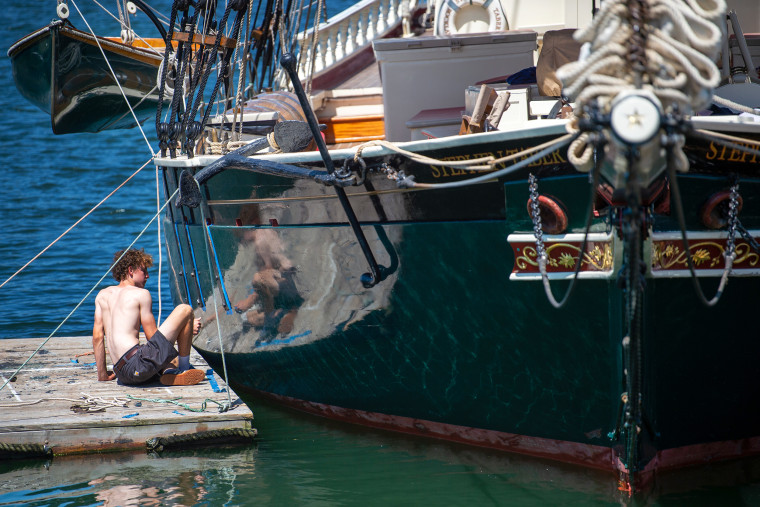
[514,242,613,272]
[651,240,760,270]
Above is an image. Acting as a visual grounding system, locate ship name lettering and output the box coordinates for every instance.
[705,141,758,163]
[430,152,498,178]
[430,145,567,177]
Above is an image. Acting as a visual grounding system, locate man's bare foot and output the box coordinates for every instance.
[160,368,205,386]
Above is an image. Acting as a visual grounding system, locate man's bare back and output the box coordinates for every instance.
[94,284,155,363]
[92,248,202,385]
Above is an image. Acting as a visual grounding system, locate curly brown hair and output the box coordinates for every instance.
[112,248,154,281]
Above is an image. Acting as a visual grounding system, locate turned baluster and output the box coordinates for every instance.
[365,6,376,41]
[334,21,346,62]
[344,17,356,56]
[375,1,387,34]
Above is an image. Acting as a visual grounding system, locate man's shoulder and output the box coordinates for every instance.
[96,286,117,300]
[123,285,151,301]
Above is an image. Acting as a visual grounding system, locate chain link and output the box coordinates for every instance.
[528,174,547,265]
[725,178,739,264]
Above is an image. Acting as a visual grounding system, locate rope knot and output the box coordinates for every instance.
[267,131,281,153]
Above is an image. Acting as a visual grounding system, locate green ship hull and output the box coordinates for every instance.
[158,125,760,486]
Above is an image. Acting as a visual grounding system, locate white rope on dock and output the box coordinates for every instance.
[0,393,129,410]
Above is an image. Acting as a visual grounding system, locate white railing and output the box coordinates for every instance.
[276,0,410,90]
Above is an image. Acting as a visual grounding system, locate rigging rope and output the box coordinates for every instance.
[70,0,157,158]
[398,134,578,190]
[89,0,165,55]
[0,158,154,290]
[0,188,179,394]
[198,199,234,411]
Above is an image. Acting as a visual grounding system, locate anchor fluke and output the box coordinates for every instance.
[174,120,316,209]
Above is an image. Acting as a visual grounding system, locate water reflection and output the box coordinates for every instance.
[0,446,254,507]
[198,219,400,355]
[232,228,303,344]
[2,401,760,506]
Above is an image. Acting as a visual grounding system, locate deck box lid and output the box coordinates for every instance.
[373,31,537,53]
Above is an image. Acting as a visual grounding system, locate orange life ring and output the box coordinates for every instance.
[526,195,568,235]
[435,0,507,36]
[700,190,743,229]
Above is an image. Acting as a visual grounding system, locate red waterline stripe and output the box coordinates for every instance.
[236,385,624,473]
[235,386,760,490]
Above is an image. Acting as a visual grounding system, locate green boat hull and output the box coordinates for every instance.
[8,21,167,134]
[159,126,760,484]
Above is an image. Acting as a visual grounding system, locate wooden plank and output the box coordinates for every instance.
[172,31,237,49]
[0,336,253,456]
[319,114,385,144]
[335,61,382,90]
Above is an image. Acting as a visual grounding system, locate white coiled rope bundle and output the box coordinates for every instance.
[558,0,726,171]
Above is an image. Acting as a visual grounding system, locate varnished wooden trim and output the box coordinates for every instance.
[173,31,237,49]
[62,26,163,66]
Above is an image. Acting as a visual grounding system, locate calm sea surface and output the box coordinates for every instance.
[2,2,760,505]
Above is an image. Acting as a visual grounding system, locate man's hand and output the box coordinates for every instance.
[99,370,116,381]
[193,318,202,335]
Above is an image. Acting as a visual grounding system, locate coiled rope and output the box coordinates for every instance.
[146,427,257,452]
[557,0,726,173]
[0,443,53,459]
[559,0,724,112]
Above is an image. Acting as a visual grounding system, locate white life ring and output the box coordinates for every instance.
[435,0,508,36]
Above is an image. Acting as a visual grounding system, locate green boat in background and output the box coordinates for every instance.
[8,10,169,134]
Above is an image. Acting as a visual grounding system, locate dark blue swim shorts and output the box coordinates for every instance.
[115,330,179,385]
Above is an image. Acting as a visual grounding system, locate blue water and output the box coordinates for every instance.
[2,2,760,505]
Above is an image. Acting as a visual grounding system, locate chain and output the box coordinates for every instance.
[725,178,739,265]
[528,174,547,266]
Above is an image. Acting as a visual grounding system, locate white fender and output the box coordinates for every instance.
[434,0,508,36]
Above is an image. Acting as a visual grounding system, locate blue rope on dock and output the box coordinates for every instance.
[206,369,226,393]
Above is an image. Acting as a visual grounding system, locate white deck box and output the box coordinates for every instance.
[373,31,537,141]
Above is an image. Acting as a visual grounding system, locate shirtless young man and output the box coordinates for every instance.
[92,248,205,386]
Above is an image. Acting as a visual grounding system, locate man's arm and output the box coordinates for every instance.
[92,295,115,381]
[138,289,158,340]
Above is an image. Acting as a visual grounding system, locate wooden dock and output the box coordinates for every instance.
[0,336,254,458]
